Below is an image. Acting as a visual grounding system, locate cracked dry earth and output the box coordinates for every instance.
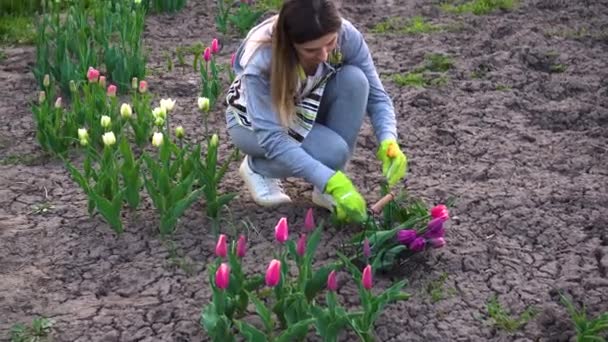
[1,0,608,341]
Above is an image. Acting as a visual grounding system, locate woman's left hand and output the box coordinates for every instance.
[376,139,408,187]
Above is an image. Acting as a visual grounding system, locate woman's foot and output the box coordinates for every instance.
[239,156,292,207]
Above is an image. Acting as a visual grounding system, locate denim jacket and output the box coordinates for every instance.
[226,17,397,191]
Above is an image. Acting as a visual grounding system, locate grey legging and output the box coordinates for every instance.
[228,65,369,179]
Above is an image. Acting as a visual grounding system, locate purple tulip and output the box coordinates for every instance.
[424,217,445,239]
[429,237,446,248]
[409,237,426,252]
[397,229,417,245]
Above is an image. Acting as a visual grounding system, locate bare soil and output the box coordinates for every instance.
[1,0,607,341]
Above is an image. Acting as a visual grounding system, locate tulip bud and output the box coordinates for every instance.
[429,237,446,249]
[102,132,116,146]
[139,80,148,93]
[274,217,288,244]
[215,234,227,258]
[424,218,445,239]
[134,0,142,4]
[151,132,163,147]
[211,38,219,54]
[69,80,77,93]
[396,229,417,245]
[43,74,50,88]
[152,106,167,120]
[198,97,210,112]
[327,270,338,291]
[210,134,218,148]
[236,235,247,258]
[100,115,111,128]
[107,84,116,97]
[160,98,176,111]
[296,234,306,256]
[408,237,426,252]
[154,116,164,127]
[87,67,100,83]
[175,126,185,139]
[54,97,62,108]
[80,138,88,146]
[131,77,138,90]
[231,53,236,67]
[304,208,315,232]
[362,264,373,290]
[99,76,106,88]
[265,259,281,287]
[215,263,230,290]
[78,128,88,140]
[120,103,132,119]
[363,238,371,258]
[38,91,46,104]
[430,204,449,221]
[203,47,211,62]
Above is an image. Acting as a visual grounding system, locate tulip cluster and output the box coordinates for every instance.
[397,204,449,252]
[199,38,222,114]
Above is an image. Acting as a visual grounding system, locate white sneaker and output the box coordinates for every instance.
[239,156,292,207]
[311,187,335,211]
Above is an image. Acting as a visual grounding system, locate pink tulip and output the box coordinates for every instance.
[265,259,281,287]
[304,208,315,232]
[430,204,449,221]
[99,76,106,88]
[296,234,306,256]
[139,80,148,93]
[408,237,426,252]
[215,234,227,258]
[87,67,100,83]
[230,53,236,67]
[362,265,372,290]
[211,38,219,54]
[274,217,288,244]
[327,270,338,291]
[363,238,371,258]
[106,84,116,97]
[215,263,230,289]
[203,47,211,62]
[429,237,446,249]
[236,235,247,258]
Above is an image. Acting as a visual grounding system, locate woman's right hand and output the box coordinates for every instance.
[324,171,367,222]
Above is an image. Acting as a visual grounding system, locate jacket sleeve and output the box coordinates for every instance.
[340,20,397,143]
[243,73,337,191]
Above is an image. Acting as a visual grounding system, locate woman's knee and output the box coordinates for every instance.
[335,65,369,95]
[227,125,266,157]
[304,126,350,171]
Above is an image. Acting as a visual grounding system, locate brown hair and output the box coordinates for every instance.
[270,0,342,127]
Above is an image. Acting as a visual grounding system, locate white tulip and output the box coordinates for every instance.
[152,132,164,147]
[102,132,116,146]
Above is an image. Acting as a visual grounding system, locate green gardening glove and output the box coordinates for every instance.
[324,171,367,222]
[376,138,407,187]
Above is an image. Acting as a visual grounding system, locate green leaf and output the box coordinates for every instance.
[200,303,219,332]
[305,224,323,262]
[304,265,334,302]
[244,275,264,291]
[250,295,273,333]
[275,318,314,342]
[235,320,268,342]
[89,190,124,233]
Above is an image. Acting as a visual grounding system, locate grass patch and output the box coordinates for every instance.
[392,53,454,88]
[0,152,49,166]
[372,16,441,34]
[10,316,54,342]
[441,0,517,15]
[560,294,608,341]
[495,84,511,91]
[487,296,536,332]
[425,272,456,303]
[0,15,36,45]
[0,49,6,62]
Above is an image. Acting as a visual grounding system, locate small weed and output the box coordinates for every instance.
[0,49,6,62]
[426,272,455,302]
[10,316,54,342]
[424,53,454,72]
[441,0,517,15]
[31,202,54,215]
[0,153,48,166]
[165,240,195,275]
[560,294,608,342]
[393,72,426,88]
[255,0,283,11]
[372,16,440,34]
[487,296,536,332]
[495,84,511,91]
[0,15,36,45]
[550,64,567,73]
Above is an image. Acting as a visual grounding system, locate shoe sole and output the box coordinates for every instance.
[239,158,292,207]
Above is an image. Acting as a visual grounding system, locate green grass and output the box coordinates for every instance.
[0,15,36,45]
[0,152,49,166]
[10,316,54,342]
[372,16,441,34]
[441,0,517,15]
[0,0,43,16]
[425,272,456,303]
[392,53,454,88]
[0,49,6,62]
[560,294,608,342]
[487,296,536,332]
